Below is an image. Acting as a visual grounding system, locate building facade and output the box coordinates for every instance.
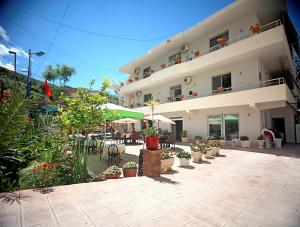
[118,0,299,143]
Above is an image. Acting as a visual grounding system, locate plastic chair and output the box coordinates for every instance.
[107,144,120,166]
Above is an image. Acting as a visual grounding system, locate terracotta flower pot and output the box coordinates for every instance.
[217,38,226,47]
[194,50,200,57]
[105,172,121,179]
[123,168,137,177]
[160,64,166,69]
[143,149,163,177]
[145,136,159,150]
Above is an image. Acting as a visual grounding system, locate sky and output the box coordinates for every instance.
[0,0,299,89]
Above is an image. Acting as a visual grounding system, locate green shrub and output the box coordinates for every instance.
[123,162,137,170]
[144,127,158,136]
[161,148,174,160]
[180,130,188,137]
[176,150,191,159]
[103,166,121,175]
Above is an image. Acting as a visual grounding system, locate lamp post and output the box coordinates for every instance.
[8,51,16,78]
[26,49,44,97]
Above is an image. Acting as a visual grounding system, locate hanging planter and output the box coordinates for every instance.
[194,50,200,57]
[160,63,166,69]
[192,92,198,97]
[178,95,184,101]
[217,38,226,47]
[217,87,224,93]
[250,23,260,34]
[175,55,181,64]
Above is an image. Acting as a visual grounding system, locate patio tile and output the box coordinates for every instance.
[119,211,156,227]
[87,207,128,227]
[0,192,22,227]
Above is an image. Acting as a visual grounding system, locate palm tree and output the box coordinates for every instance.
[146,98,159,124]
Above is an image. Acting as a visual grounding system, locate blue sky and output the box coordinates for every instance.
[0,0,299,89]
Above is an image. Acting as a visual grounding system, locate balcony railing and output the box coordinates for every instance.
[124,19,282,86]
[131,77,285,107]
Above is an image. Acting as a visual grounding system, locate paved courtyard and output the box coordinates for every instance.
[1,144,300,227]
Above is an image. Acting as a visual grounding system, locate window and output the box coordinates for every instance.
[212,73,232,92]
[210,31,229,52]
[170,85,182,101]
[143,67,151,78]
[144,93,152,105]
[208,114,239,140]
[169,52,181,66]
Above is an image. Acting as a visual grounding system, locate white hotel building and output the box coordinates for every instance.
[118,0,299,143]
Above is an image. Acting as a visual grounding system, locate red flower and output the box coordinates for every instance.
[32,169,37,173]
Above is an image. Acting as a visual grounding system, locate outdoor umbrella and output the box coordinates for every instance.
[113,118,138,131]
[101,103,144,141]
[144,114,175,128]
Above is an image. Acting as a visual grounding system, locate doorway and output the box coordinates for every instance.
[172,120,183,141]
[272,118,286,142]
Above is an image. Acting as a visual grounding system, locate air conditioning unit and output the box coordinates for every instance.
[183,76,192,84]
[181,43,190,52]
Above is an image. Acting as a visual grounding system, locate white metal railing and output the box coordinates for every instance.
[125,19,282,84]
[131,77,285,107]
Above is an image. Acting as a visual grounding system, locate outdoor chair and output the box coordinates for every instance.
[87,137,97,154]
[131,131,138,144]
[107,144,120,166]
[99,141,104,161]
[166,134,176,150]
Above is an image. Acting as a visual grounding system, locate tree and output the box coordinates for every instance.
[146,98,159,124]
[42,64,75,87]
[59,78,113,133]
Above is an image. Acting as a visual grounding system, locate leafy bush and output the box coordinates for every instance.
[195,135,203,140]
[123,162,137,170]
[144,127,158,136]
[180,130,188,137]
[190,143,208,154]
[103,166,121,175]
[240,136,249,141]
[257,135,264,140]
[176,150,191,159]
[161,148,174,160]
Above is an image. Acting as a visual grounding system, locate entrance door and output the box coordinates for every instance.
[272,118,286,142]
[172,120,183,141]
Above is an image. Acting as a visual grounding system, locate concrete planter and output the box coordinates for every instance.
[241,140,251,148]
[192,151,202,162]
[179,158,190,166]
[181,137,189,143]
[220,139,226,146]
[160,157,174,173]
[204,149,213,158]
[212,147,220,156]
[257,140,265,149]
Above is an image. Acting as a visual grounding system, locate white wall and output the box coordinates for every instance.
[133,57,260,106]
[133,13,259,80]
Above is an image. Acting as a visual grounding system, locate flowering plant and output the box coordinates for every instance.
[31,162,57,193]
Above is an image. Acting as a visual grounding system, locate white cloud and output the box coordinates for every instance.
[0,61,14,70]
[0,26,10,42]
[0,43,28,58]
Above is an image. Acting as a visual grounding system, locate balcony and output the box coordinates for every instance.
[130,78,295,114]
[119,19,287,96]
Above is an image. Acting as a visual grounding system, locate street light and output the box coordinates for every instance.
[8,51,16,77]
[27,49,45,97]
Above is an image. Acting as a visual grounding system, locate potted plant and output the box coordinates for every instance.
[217,87,224,93]
[160,148,175,173]
[176,150,191,166]
[192,92,198,97]
[144,127,159,150]
[217,38,226,47]
[103,166,121,179]
[167,97,172,102]
[240,136,250,148]
[190,143,206,162]
[160,63,166,69]
[175,55,181,64]
[128,79,133,83]
[194,50,200,57]
[122,162,137,177]
[250,23,260,34]
[134,76,138,81]
[195,135,203,143]
[178,95,184,101]
[219,137,226,146]
[257,135,265,149]
[150,69,154,74]
[180,130,188,143]
[209,142,220,156]
[204,146,213,158]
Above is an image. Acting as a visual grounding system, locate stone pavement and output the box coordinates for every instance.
[1,144,300,227]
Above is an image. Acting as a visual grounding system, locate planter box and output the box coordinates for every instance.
[123,168,137,177]
[212,147,220,156]
[192,151,202,162]
[181,137,189,143]
[257,140,265,149]
[241,140,251,148]
[105,172,121,179]
[160,157,174,173]
[179,158,190,166]
[143,149,163,177]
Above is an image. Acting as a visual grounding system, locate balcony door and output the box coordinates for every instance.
[212,73,232,92]
[170,85,182,101]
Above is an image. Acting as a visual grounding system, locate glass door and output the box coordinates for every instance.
[224,114,239,140]
[208,115,222,139]
[170,85,182,101]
